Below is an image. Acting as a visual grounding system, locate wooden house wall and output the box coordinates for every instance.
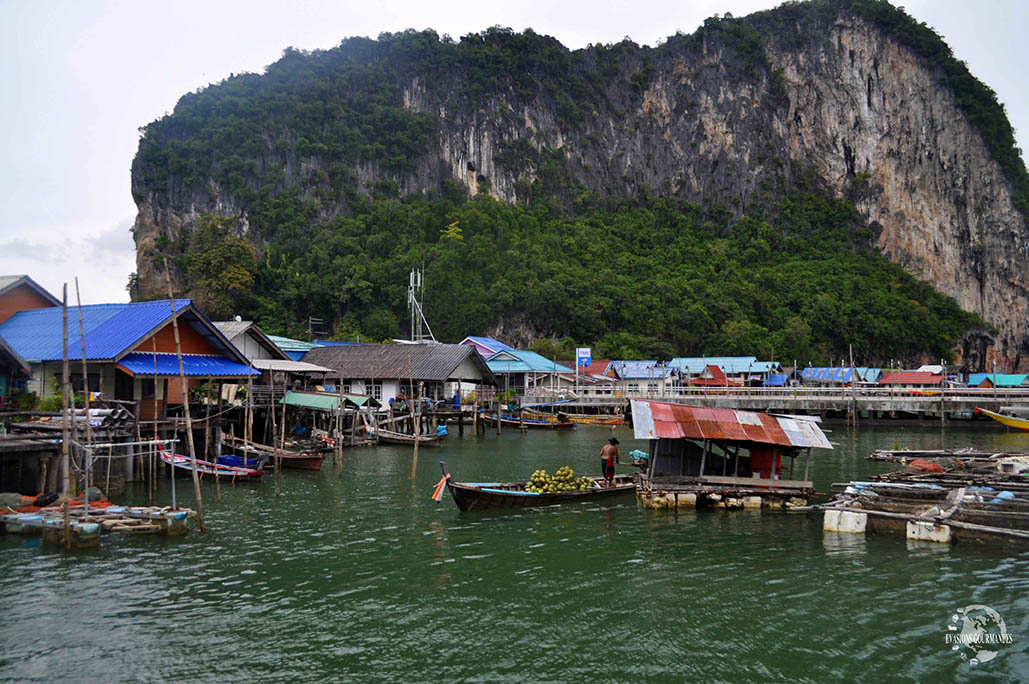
[0,284,56,324]
[133,321,219,355]
[232,332,278,360]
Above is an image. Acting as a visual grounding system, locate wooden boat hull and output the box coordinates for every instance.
[976,407,1029,431]
[481,414,576,429]
[446,475,636,511]
[278,452,326,470]
[159,452,263,480]
[221,432,326,470]
[373,429,443,446]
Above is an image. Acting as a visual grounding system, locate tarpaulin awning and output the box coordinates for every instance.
[117,352,260,378]
[630,399,832,449]
[282,390,380,411]
[250,359,335,374]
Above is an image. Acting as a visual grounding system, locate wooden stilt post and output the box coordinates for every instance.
[74,279,93,515]
[277,373,285,496]
[207,375,220,501]
[337,374,344,478]
[61,284,71,551]
[410,352,420,479]
[165,271,205,532]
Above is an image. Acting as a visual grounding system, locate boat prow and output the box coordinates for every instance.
[975,407,1029,431]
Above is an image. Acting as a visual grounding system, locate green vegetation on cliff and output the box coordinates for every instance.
[199,189,983,365]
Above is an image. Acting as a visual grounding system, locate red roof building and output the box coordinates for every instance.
[688,364,740,387]
[878,371,943,386]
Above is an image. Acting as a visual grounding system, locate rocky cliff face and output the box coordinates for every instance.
[131,3,1028,369]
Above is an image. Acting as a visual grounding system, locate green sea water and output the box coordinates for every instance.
[1,424,1027,682]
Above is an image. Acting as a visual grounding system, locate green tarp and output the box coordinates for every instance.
[282,391,376,411]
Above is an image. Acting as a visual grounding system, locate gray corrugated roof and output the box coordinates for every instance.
[213,320,291,361]
[303,343,497,384]
[213,320,251,339]
[0,274,60,304]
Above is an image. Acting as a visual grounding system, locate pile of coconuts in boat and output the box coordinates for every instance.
[525,466,595,493]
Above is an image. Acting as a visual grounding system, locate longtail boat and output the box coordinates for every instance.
[159,451,263,480]
[481,413,576,429]
[975,407,1029,431]
[369,426,443,447]
[220,432,327,470]
[438,462,635,511]
[522,409,624,426]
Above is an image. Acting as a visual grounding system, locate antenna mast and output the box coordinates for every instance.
[408,268,436,343]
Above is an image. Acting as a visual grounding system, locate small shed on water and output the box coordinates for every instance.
[630,399,832,509]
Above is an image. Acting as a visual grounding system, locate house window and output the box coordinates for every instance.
[141,379,156,399]
[647,382,658,394]
[343,383,352,394]
[371,383,382,400]
[628,383,639,394]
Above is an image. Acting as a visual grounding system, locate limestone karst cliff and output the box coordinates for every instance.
[130,0,1028,369]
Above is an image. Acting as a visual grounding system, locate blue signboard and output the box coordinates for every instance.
[576,347,592,368]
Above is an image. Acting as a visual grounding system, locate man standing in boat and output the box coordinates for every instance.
[601,437,620,487]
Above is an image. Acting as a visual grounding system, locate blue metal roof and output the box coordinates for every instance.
[465,336,514,352]
[267,335,316,352]
[486,349,574,374]
[0,300,191,362]
[118,352,259,377]
[312,339,365,347]
[800,367,881,384]
[610,360,676,380]
[969,373,1029,387]
[668,356,759,374]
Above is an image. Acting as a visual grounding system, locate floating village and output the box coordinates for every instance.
[1,272,1028,552]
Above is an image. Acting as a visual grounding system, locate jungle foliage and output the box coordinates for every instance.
[198,190,983,366]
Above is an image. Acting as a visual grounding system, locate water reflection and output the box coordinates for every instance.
[823,531,867,556]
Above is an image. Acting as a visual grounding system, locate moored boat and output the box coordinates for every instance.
[370,426,443,447]
[221,432,327,470]
[522,409,624,426]
[975,407,1029,431]
[438,462,635,511]
[481,413,576,429]
[159,451,263,480]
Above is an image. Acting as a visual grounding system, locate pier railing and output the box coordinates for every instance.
[521,385,1029,415]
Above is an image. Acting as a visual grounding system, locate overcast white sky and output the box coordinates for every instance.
[1,0,1026,304]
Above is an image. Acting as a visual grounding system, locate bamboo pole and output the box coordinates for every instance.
[276,373,286,496]
[337,374,344,478]
[410,352,420,479]
[74,278,93,515]
[61,284,71,551]
[151,335,158,505]
[207,375,220,501]
[165,272,205,532]
[246,361,253,446]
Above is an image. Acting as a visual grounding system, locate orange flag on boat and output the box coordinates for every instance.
[431,474,450,503]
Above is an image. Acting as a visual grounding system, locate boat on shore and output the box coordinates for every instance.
[159,451,264,480]
[975,407,1029,431]
[438,461,635,511]
[481,413,576,429]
